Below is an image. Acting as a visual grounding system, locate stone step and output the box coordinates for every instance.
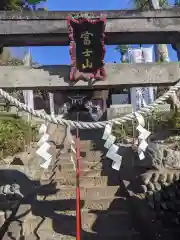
[57,158,103,165]
[78,145,101,151]
[29,161,106,173]
[37,186,121,200]
[39,169,119,180]
[11,164,119,180]
[0,161,102,171]
[0,197,127,212]
[0,165,117,183]
[56,158,103,166]
[75,233,141,240]
[22,210,138,237]
[59,150,103,161]
[23,197,128,212]
[78,141,94,148]
[21,223,178,240]
[40,175,120,187]
[34,169,115,180]
[57,161,111,171]
[25,230,141,240]
[34,138,94,149]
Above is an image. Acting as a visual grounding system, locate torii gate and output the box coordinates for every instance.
[0,9,179,91]
[0,8,180,240]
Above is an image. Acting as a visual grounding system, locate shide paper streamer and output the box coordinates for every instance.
[135,113,151,160]
[102,112,151,169]
[36,123,52,169]
[66,125,76,172]
[102,124,122,171]
[36,142,52,169]
[36,113,150,170]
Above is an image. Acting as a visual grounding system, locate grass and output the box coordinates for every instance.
[0,115,38,159]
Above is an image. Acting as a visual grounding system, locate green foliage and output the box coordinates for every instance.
[174,0,180,6]
[115,45,129,56]
[112,122,133,142]
[131,0,168,10]
[0,117,38,159]
[147,110,180,132]
[158,0,168,8]
[115,45,129,63]
[164,111,180,129]
[149,111,173,131]
[113,110,180,142]
[131,0,149,10]
[26,0,46,4]
[0,0,47,10]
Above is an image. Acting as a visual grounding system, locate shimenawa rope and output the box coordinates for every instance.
[0,81,179,129]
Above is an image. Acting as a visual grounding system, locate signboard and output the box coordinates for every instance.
[128,47,154,111]
[107,104,170,120]
[67,17,106,81]
[111,94,130,105]
[107,105,133,120]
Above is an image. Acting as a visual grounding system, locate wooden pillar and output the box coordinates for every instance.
[54,90,65,115]
[91,90,109,120]
[49,91,55,117]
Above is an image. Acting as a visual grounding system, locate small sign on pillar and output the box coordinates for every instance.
[67,16,106,81]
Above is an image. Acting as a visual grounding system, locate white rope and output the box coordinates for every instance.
[0,80,179,129]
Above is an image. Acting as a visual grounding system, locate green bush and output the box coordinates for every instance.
[113,110,180,143]
[112,122,133,142]
[0,117,38,159]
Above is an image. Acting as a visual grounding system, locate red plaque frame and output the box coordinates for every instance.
[67,17,106,81]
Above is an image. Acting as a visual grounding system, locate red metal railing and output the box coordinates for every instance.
[76,113,81,240]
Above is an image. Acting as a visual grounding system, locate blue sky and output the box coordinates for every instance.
[16,0,178,64]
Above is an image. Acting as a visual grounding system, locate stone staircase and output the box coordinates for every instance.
[1,125,180,239]
[0,127,143,240]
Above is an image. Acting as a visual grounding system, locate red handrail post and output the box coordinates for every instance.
[76,113,81,240]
